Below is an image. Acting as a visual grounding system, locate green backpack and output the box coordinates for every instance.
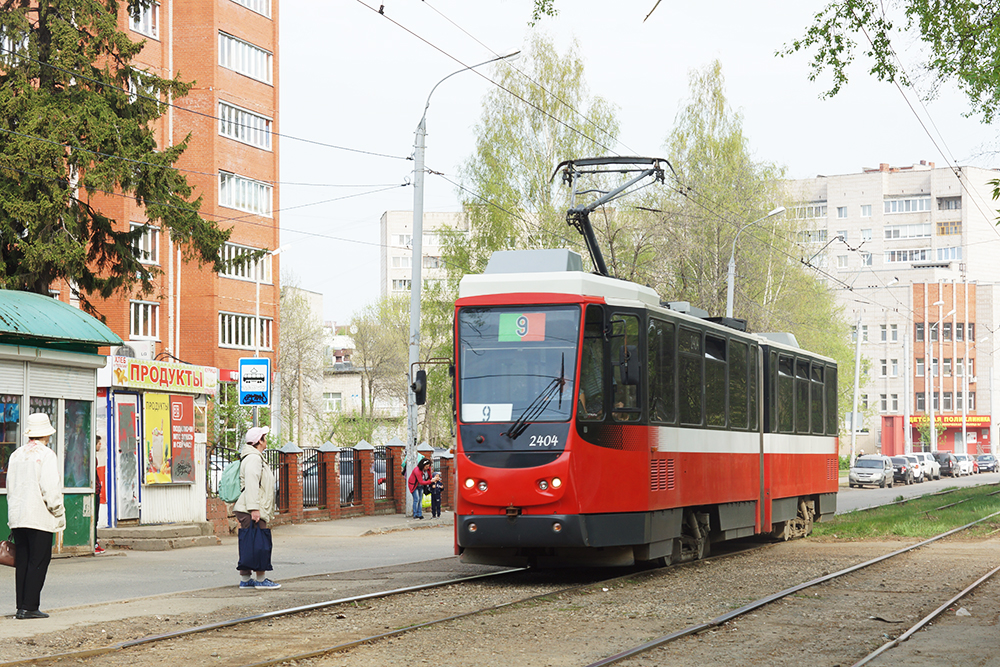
[218,456,245,503]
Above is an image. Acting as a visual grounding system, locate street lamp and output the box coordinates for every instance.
[406,51,520,516]
[928,301,955,451]
[725,206,786,318]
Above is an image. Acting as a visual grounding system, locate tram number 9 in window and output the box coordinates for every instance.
[529,434,559,447]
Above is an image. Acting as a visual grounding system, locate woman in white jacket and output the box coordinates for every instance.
[7,413,65,620]
[233,426,279,589]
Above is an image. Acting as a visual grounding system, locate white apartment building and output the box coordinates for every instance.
[787,162,1000,456]
[379,211,469,297]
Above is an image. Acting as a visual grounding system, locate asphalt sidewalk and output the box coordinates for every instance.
[0,513,456,639]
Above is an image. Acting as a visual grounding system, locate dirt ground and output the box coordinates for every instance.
[5,536,1000,667]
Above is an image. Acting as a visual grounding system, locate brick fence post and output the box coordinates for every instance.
[318,440,341,519]
[279,442,304,523]
[386,443,406,514]
[355,440,375,516]
[440,453,455,512]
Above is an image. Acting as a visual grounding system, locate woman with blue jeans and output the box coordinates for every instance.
[407,459,439,519]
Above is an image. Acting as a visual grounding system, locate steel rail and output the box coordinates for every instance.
[0,568,526,667]
[583,508,1000,667]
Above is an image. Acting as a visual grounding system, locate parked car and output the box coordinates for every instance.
[903,455,924,483]
[849,455,894,488]
[912,452,941,480]
[954,453,975,476]
[977,454,998,473]
[933,451,960,477]
[890,456,914,485]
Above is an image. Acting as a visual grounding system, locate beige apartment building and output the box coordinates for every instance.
[379,211,469,298]
[787,162,1000,456]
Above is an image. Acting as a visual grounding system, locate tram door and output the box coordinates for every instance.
[113,394,140,521]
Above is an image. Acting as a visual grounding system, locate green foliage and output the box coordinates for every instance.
[279,275,326,446]
[324,411,387,448]
[782,0,1000,123]
[529,0,558,26]
[914,417,946,449]
[812,485,1000,539]
[0,0,229,312]
[211,381,270,450]
[350,295,409,418]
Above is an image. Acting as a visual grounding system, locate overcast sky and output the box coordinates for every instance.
[277,0,994,326]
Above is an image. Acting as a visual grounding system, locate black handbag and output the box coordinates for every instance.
[236,522,272,572]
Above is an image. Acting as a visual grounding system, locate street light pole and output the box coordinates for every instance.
[726,206,786,319]
[406,51,520,517]
[929,301,955,451]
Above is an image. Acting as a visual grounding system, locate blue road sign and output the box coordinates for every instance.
[239,358,271,406]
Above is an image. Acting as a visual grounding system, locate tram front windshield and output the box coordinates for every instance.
[458,305,580,424]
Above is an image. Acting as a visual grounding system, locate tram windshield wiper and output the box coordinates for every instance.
[505,354,566,441]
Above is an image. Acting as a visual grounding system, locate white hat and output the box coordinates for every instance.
[25,413,56,438]
[245,426,270,444]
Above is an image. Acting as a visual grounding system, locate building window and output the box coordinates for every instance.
[880,325,887,342]
[218,32,273,84]
[861,205,872,217]
[130,301,158,339]
[944,323,953,341]
[861,228,872,240]
[880,359,887,377]
[885,248,931,263]
[219,312,273,350]
[836,230,848,242]
[915,323,924,341]
[392,255,412,269]
[861,252,872,266]
[916,359,925,377]
[937,246,962,261]
[0,27,28,66]
[837,255,848,268]
[323,392,342,412]
[932,392,939,411]
[393,234,412,247]
[943,358,952,376]
[891,324,898,342]
[837,206,847,218]
[794,204,827,218]
[916,392,925,412]
[891,359,898,377]
[129,2,159,38]
[943,392,953,411]
[796,229,828,243]
[851,326,858,343]
[862,325,869,342]
[220,243,272,282]
[880,394,887,412]
[423,233,440,246]
[219,101,272,150]
[969,392,976,410]
[957,392,963,410]
[884,223,932,240]
[937,221,962,235]
[957,359,964,377]
[930,323,939,342]
[219,171,272,216]
[891,394,898,411]
[938,196,961,210]
[969,358,975,377]
[931,359,939,378]
[391,279,411,291]
[131,223,158,264]
[956,323,964,341]
[422,256,441,269]
[884,197,931,214]
[230,0,271,17]
[970,323,976,340]
[861,394,869,410]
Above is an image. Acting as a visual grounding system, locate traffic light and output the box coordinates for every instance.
[412,369,427,405]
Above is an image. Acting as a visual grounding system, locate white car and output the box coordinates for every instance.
[954,453,975,476]
[911,452,941,480]
[903,455,924,482]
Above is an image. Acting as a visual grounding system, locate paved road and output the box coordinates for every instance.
[836,470,1000,513]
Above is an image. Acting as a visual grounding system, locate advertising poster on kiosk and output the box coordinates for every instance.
[144,393,171,484]
[170,395,195,482]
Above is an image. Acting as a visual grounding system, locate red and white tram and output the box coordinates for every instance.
[453,249,839,567]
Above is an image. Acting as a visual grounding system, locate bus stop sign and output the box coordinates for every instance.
[239,358,270,406]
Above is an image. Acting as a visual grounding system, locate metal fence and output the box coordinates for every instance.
[207,445,280,503]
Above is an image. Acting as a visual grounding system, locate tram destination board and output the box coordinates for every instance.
[239,357,271,406]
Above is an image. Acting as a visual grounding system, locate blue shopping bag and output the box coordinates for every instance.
[236,522,273,572]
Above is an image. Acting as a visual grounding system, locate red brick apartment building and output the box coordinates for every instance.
[52,0,280,377]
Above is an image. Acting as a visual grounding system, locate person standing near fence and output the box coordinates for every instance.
[407,458,439,519]
[233,426,280,589]
[7,413,65,619]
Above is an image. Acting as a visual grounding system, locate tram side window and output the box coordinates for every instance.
[826,366,838,434]
[679,327,703,425]
[578,306,606,421]
[811,364,825,435]
[749,346,758,431]
[777,354,794,433]
[730,340,748,429]
[648,318,676,424]
[611,313,641,421]
[795,359,810,433]
[705,334,726,427]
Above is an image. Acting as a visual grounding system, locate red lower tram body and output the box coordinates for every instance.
[453,255,838,567]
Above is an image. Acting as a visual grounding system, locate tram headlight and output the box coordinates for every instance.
[477,480,488,492]
[552,522,562,533]
[464,478,475,489]
[551,477,562,489]
[468,523,477,533]
[537,479,549,491]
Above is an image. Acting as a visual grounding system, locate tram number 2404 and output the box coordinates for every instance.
[528,434,559,447]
